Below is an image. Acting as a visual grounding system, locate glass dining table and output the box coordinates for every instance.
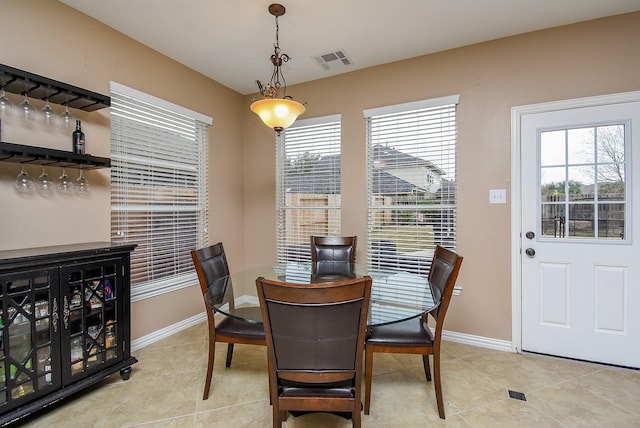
[205,262,440,327]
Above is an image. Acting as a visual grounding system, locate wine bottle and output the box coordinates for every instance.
[72,120,85,154]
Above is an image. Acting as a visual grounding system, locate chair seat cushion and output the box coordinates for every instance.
[366,318,434,346]
[216,307,265,339]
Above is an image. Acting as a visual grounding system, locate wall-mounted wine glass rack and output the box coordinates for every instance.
[0,63,110,112]
[0,142,110,169]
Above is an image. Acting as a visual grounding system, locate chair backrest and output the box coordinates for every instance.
[256,275,372,385]
[310,263,356,283]
[427,245,463,328]
[310,236,357,275]
[191,242,230,296]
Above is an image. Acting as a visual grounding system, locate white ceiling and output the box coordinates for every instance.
[59,0,640,95]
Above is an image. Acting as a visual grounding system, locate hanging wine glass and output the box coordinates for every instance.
[0,87,13,118]
[58,168,73,193]
[36,167,54,194]
[15,166,34,194]
[60,94,74,128]
[41,98,56,126]
[76,169,89,193]
[60,104,74,128]
[18,92,35,121]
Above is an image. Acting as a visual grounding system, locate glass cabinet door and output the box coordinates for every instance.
[0,268,60,411]
[62,258,122,383]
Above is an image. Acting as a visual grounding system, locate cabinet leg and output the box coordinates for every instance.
[120,366,132,381]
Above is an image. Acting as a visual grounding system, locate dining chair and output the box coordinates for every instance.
[191,242,266,400]
[256,275,372,428]
[310,235,357,276]
[364,245,463,419]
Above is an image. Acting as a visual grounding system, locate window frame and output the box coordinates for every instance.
[364,95,459,276]
[109,81,212,301]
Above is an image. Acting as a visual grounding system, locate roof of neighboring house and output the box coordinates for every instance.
[284,145,449,195]
[285,152,424,195]
[372,145,445,175]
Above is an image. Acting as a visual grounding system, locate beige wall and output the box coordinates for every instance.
[1,1,638,343]
[243,12,640,341]
[0,0,245,340]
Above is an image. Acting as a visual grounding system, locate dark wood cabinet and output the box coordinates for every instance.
[0,242,136,426]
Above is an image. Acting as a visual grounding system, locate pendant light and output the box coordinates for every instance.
[250,4,305,135]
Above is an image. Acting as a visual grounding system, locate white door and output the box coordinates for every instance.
[520,96,640,368]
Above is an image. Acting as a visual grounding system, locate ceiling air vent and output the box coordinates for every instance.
[314,50,353,71]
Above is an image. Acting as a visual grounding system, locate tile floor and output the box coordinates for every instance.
[19,321,640,427]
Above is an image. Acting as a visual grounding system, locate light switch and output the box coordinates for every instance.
[489,189,507,204]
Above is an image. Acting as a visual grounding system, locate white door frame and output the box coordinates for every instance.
[510,90,640,354]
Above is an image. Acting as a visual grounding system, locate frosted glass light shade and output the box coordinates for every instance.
[250,98,305,133]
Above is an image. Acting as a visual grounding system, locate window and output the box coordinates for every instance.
[365,95,459,275]
[277,115,342,262]
[110,82,212,301]
[540,124,627,240]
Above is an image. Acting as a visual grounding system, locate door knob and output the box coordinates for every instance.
[525,231,535,240]
[525,248,535,257]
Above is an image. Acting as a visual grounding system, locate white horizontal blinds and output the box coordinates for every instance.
[277,115,342,262]
[110,82,210,301]
[366,96,459,276]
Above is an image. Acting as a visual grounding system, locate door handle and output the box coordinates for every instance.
[525,248,535,257]
[52,298,59,333]
[63,296,70,330]
[525,231,535,240]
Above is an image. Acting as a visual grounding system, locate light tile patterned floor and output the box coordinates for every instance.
[19,321,640,427]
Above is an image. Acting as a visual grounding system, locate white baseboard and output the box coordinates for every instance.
[442,329,513,353]
[131,310,514,355]
[130,312,207,352]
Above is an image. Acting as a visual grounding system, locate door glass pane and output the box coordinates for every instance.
[598,203,625,239]
[541,203,566,237]
[568,203,595,238]
[568,165,594,201]
[541,166,566,201]
[597,124,625,163]
[540,130,565,166]
[598,165,625,201]
[8,304,35,399]
[567,128,594,164]
[37,345,52,388]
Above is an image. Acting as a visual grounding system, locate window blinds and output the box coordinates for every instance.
[110,82,210,301]
[365,96,459,276]
[277,115,342,262]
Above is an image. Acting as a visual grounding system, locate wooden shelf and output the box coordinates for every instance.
[0,63,110,112]
[0,142,110,169]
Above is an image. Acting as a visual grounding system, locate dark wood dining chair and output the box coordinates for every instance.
[256,275,372,428]
[191,242,266,400]
[310,236,357,276]
[364,245,463,419]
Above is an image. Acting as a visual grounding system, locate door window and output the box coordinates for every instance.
[539,124,626,241]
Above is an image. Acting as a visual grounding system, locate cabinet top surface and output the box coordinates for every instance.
[0,241,137,268]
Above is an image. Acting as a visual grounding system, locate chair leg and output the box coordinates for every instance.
[203,332,215,400]
[433,352,445,419]
[353,402,362,428]
[225,343,234,367]
[272,404,283,428]
[422,354,432,381]
[364,346,373,415]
